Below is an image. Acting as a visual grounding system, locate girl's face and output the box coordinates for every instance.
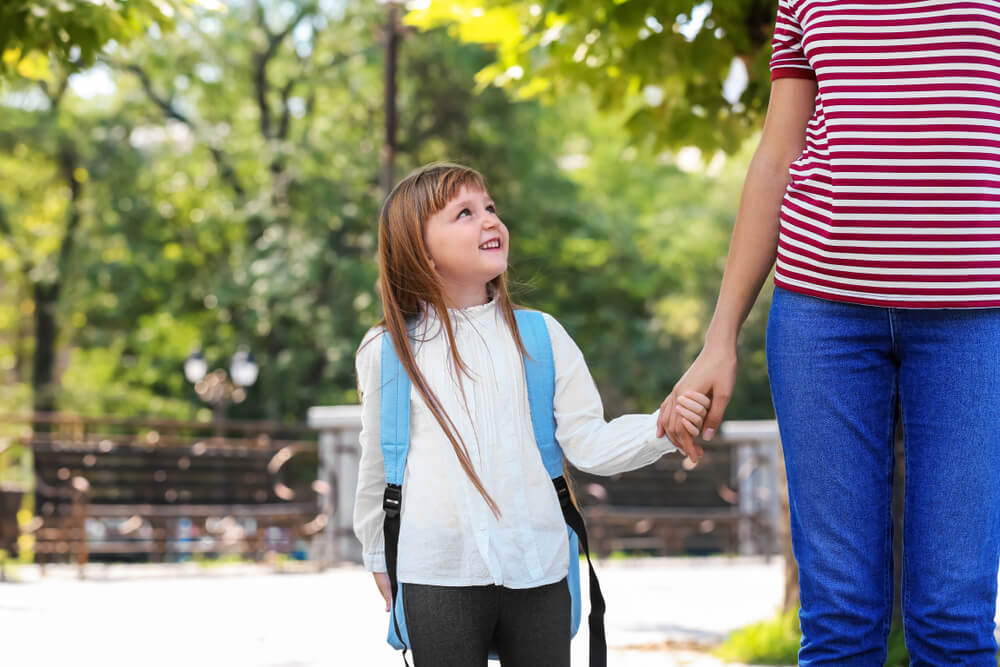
[423,185,509,305]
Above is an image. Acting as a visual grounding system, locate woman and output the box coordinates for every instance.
[660,2,1000,665]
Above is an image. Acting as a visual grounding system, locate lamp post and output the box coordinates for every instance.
[184,346,259,436]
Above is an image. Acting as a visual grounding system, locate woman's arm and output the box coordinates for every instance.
[660,78,818,461]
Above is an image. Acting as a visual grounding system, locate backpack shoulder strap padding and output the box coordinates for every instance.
[513,309,563,479]
[380,332,411,487]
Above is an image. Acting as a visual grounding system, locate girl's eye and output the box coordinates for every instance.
[486,205,497,214]
[457,208,471,219]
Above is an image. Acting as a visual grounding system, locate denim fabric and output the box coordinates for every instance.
[766,286,1000,666]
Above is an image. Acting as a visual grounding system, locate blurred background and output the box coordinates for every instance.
[0,1,942,666]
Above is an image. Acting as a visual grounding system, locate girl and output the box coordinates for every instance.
[354,162,709,666]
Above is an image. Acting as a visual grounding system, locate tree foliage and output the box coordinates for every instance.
[0,0,202,80]
[407,0,778,153]
[0,0,773,424]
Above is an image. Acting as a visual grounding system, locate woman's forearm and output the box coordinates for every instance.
[705,78,817,348]
[705,153,789,347]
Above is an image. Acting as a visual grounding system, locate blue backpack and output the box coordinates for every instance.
[379,309,606,666]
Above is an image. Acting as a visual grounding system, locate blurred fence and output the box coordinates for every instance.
[0,411,784,569]
[307,406,783,562]
[0,414,326,567]
[574,420,783,557]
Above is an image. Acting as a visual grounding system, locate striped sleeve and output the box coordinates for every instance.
[769,0,814,81]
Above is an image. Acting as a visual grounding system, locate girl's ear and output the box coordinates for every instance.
[420,234,436,269]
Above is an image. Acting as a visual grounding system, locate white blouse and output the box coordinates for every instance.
[353,298,676,589]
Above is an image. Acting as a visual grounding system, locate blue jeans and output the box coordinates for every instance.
[766,286,1000,666]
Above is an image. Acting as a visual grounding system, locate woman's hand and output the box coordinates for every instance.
[373,572,392,612]
[656,342,739,463]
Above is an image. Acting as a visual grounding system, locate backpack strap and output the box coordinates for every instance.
[380,331,411,665]
[514,309,608,667]
[515,310,562,477]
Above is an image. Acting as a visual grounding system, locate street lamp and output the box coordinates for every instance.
[184,346,259,433]
[183,349,208,385]
[230,348,259,388]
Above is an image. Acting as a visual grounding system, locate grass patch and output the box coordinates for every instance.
[716,608,998,666]
[714,606,800,665]
[191,552,251,568]
[0,549,21,582]
[885,625,909,666]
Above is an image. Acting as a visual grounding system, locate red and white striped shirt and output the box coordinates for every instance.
[770,0,1000,308]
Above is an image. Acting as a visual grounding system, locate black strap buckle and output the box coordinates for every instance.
[552,476,572,509]
[383,484,402,518]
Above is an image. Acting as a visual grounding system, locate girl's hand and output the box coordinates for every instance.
[657,343,739,463]
[675,391,711,433]
[373,572,392,612]
[657,391,710,446]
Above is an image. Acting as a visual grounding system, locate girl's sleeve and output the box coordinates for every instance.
[353,327,388,572]
[544,313,676,475]
[770,0,815,81]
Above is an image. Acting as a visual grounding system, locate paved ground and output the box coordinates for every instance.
[1,556,789,667]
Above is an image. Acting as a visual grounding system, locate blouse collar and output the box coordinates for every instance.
[417,287,500,331]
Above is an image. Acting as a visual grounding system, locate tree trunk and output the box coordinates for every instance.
[381,2,399,197]
[778,440,799,613]
[31,136,81,418]
[13,278,28,383]
[31,282,59,415]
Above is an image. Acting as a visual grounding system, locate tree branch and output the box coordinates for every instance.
[51,137,83,301]
[35,73,70,111]
[266,2,317,62]
[0,199,32,262]
[252,53,272,139]
[125,63,192,125]
[252,1,317,140]
[276,78,295,141]
[0,201,13,239]
[123,63,246,200]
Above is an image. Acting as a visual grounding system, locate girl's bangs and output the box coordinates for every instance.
[422,167,486,217]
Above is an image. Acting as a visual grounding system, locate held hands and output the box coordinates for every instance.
[656,390,711,455]
[373,572,392,612]
[656,343,738,464]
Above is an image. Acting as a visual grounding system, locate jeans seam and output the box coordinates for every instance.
[887,309,899,357]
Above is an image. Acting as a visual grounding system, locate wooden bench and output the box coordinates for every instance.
[571,437,777,557]
[4,414,324,565]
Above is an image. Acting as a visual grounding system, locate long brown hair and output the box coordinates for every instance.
[364,163,527,517]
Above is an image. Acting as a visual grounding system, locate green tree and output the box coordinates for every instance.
[0,0,769,426]
[406,0,778,153]
[0,0,198,79]
[0,79,90,414]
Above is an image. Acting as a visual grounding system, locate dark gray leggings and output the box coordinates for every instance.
[401,578,571,667]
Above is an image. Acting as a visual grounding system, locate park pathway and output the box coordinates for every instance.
[2,557,788,666]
